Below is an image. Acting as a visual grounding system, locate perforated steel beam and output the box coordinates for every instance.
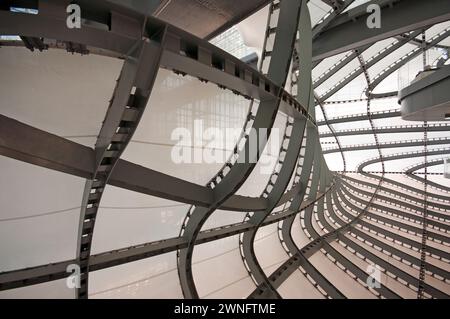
[317,110,400,125]
[319,124,450,138]
[342,175,450,212]
[75,32,167,298]
[240,0,312,299]
[323,138,450,154]
[176,0,304,298]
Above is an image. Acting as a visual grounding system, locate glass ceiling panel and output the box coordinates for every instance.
[367,43,417,80]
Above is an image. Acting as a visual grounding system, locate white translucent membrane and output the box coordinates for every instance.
[201,210,247,231]
[331,119,373,131]
[440,37,450,47]
[316,58,361,96]
[0,47,121,148]
[121,69,249,185]
[0,156,84,271]
[428,131,450,140]
[89,252,182,298]
[308,0,332,27]
[332,238,419,299]
[338,134,376,146]
[361,38,396,63]
[308,246,376,298]
[386,174,450,198]
[371,117,407,128]
[236,111,287,197]
[426,21,450,40]
[344,233,448,298]
[370,70,396,94]
[323,153,345,172]
[91,186,188,254]
[381,146,439,160]
[315,107,325,122]
[376,132,425,143]
[398,53,439,90]
[236,2,268,60]
[343,149,382,171]
[254,224,289,276]
[192,235,255,299]
[369,96,399,112]
[367,43,416,80]
[426,274,450,296]
[292,215,312,249]
[312,211,327,236]
[428,175,450,189]
[312,51,350,82]
[318,124,329,134]
[321,100,367,118]
[278,269,325,299]
[324,74,368,101]
[366,154,444,172]
[320,136,337,144]
[343,0,371,12]
[0,279,75,299]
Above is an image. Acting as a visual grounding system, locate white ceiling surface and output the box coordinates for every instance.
[90,252,182,299]
[0,47,120,147]
[0,279,75,299]
[0,157,83,272]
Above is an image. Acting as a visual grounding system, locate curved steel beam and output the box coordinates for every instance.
[323,137,450,154]
[342,175,450,212]
[240,1,313,299]
[317,110,400,125]
[176,0,303,298]
[329,190,450,262]
[319,123,450,138]
[75,33,167,298]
